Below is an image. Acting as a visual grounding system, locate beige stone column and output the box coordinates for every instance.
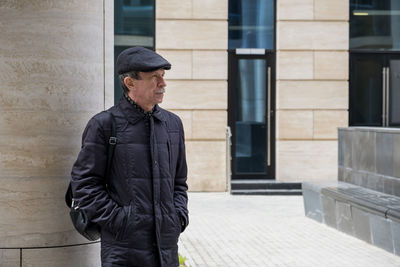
[0,1,113,266]
[276,0,349,182]
[156,0,228,191]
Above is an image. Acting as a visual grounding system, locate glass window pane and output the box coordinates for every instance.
[229,0,274,49]
[115,0,154,47]
[350,0,400,50]
[350,56,383,126]
[235,59,267,174]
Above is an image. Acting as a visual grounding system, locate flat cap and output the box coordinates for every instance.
[116,47,171,74]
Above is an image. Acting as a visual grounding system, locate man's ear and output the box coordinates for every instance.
[124,76,135,91]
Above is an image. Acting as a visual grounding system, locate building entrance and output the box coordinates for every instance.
[350,53,400,126]
[228,51,275,180]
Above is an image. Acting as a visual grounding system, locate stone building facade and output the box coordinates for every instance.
[0,0,355,265]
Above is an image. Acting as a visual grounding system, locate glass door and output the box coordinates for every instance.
[350,53,400,127]
[228,51,275,179]
[388,56,400,126]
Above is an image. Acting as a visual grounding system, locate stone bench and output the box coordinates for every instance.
[303,181,400,255]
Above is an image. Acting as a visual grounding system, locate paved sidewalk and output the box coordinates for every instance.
[178,193,400,267]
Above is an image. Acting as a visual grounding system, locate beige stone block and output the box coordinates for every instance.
[0,2,103,63]
[0,134,82,178]
[278,21,348,50]
[192,110,227,139]
[193,50,227,80]
[315,0,349,21]
[156,20,228,50]
[156,0,192,19]
[314,51,349,80]
[0,58,104,112]
[314,110,348,139]
[0,176,88,248]
[160,80,227,110]
[22,243,100,267]
[277,110,313,140]
[277,81,348,109]
[186,141,227,191]
[0,249,20,267]
[193,0,228,19]
[277,51,313,80]
[0,0,106,113]
[276,140,338,182]
[0,110,92,137]
[168,110,193,140]
[157,50,193,80]
[277,0,313,20]
[105,0,114,109]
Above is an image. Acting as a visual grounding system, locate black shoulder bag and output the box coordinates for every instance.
[65,112,117,241]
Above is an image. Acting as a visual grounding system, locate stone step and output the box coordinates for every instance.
[231,179,302,191]
[231,189,302,196]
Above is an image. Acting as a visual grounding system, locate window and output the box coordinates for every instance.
[114,0,155,104]
[228,0,275,49]
[350,0,400,50]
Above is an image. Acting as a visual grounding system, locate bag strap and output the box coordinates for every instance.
[105,112,117,182]
[66,112,117,208]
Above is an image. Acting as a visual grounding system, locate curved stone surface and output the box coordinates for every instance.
[0,0,111,256]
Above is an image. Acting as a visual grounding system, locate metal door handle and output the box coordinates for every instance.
[382,67,387,126]
[386,66,390,126]
[267,66,271,166]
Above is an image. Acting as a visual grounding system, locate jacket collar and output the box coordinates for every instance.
[118,96,165,124]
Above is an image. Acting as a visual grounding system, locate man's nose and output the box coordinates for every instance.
[159,77,167,87]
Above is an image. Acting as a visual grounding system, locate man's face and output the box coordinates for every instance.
[127,69,166,111]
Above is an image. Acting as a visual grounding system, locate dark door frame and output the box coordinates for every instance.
[228,50,276,180]
[350,51,400,127]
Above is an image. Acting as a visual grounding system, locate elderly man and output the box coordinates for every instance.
[71,47,189,267]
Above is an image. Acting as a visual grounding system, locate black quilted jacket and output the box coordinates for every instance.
[71,96,188,267]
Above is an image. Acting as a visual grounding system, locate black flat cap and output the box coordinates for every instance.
[116,47,171,74]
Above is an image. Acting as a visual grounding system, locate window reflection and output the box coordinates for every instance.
[350,0,400,50]
[235,59,267,173]
[229,0,274,49]
[115,0,154,47]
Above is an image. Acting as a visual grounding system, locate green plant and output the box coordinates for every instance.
[179,253,188,267]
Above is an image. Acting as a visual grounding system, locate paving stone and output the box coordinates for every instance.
[178,193,400,267]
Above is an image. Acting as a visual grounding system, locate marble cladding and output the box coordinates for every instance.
[186,141,227,191]
[338,128,400,196]
[21,243,101,267]
[156,20,227,50]
[161,80,227,110]
[278,21,348,50]
[276,0,349,182]
[277,80,348,110]
[278,0,349,21]
[0,249,20,267]
[276,141,337,182]
[156,0,227,20]
[156,2,228,191]
[0,1,112,262]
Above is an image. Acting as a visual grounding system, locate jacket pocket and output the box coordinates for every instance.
[115,205,131,241]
